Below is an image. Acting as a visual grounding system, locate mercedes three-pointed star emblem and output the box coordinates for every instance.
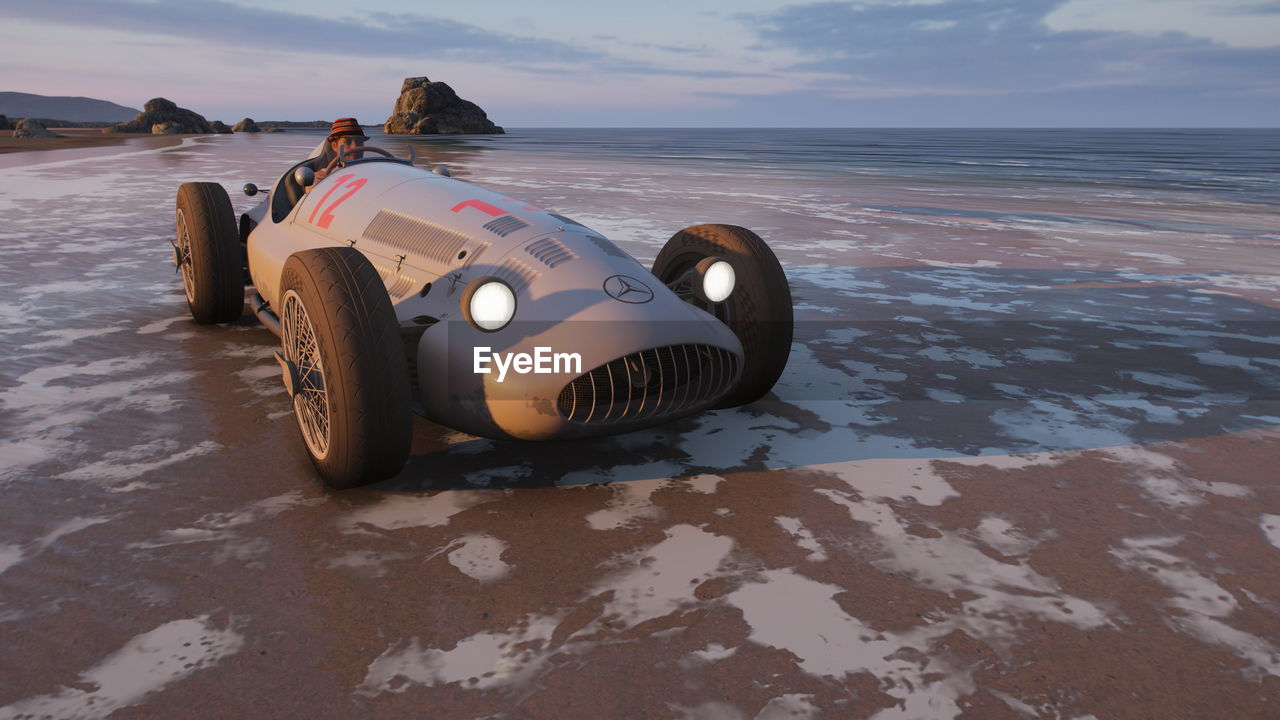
[602,274,654,303]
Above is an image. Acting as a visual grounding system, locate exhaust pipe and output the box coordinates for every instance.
[249,291,281,336]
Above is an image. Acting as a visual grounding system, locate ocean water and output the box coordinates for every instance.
[1,128,1279,717]
[414,127,1280,203]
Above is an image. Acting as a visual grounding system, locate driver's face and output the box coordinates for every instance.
[331,135,365,157]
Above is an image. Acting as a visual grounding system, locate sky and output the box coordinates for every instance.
[0,0,1277,127]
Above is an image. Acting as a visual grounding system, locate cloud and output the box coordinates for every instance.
[0,0,597,63]
[1217,1,1280,14]
[5,0,1275,125]
[747,0,1280,97]
[1046,0,1280,47]
[0,0,759,79]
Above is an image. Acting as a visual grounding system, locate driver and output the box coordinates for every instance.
[309,117,367,183]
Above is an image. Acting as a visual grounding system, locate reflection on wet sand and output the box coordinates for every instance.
[1,131,1278,719]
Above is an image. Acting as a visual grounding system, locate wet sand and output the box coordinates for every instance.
[1,127,119,152]
[1,132,1278,719]
[0,127,189,153]
[0,129,190,171]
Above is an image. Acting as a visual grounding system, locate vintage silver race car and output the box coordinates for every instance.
[172,142,792,488]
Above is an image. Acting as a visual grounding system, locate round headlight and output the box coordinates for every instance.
[701,260,735,303]
[464,279,516,331]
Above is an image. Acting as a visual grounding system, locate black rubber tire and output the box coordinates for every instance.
[652,224,793,408]
[174,182,243,324]
[279,247,412,489]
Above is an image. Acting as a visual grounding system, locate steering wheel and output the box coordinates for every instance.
[337,144,413,166]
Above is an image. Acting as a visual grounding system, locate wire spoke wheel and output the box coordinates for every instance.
[277,247,411,488]
[174,208,196,303]
[281,290,330,459]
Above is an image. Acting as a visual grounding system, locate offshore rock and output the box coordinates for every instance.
[384,77,503,135]
[232,117,260,132]
[13,118,60,138]
[105,97,214,134]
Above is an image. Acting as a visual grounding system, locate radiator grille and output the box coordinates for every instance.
[557,344,738,424]
[525,237,577,269]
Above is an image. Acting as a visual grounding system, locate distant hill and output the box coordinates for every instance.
[0,92,140,123]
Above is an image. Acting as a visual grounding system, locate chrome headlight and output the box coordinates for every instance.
[696,257,735,303]
[462,277,516,332]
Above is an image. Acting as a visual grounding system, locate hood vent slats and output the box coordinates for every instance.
[362,209,488,269]
[525,237,577,269]
[483,215,531,237]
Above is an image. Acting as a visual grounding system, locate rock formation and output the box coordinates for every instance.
[105,98,215,134]
[232,117,260,132]
[0,114,9,130]
[209,120,232,134]
[13,118,60,138]
[384,77,503,135]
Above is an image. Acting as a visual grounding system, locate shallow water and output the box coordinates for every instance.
[1,129,1278,718]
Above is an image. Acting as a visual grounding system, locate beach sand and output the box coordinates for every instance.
[0,127,189,155]
[0,131,1276,719]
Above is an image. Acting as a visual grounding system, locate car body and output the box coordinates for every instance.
[239,148,745,441]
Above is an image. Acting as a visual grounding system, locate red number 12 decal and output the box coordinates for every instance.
[308,174,367,229]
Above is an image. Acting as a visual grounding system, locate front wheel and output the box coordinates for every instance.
[652,224,793,408]
[174,182,243,323]
[278,247,412,488]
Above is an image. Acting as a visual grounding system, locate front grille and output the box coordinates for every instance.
[557,344,739,424]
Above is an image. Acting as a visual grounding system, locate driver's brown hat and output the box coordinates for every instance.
[328,117,366,139]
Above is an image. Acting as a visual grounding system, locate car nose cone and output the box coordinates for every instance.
[603,274,654,303]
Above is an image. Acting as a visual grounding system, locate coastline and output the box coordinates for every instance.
[0,128,207,170]
[0,127,190,155]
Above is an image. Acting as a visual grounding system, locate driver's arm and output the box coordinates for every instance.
[313,156,340,183]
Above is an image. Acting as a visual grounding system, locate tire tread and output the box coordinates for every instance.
[281,247,412,488]
[175,182,243,323]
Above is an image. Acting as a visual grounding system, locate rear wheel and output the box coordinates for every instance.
[174,182,243,323]
[278,247,412,488]
[653,224,793,408]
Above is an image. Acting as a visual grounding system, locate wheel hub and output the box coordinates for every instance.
[274,351,301,398]
[280,290,331,459]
